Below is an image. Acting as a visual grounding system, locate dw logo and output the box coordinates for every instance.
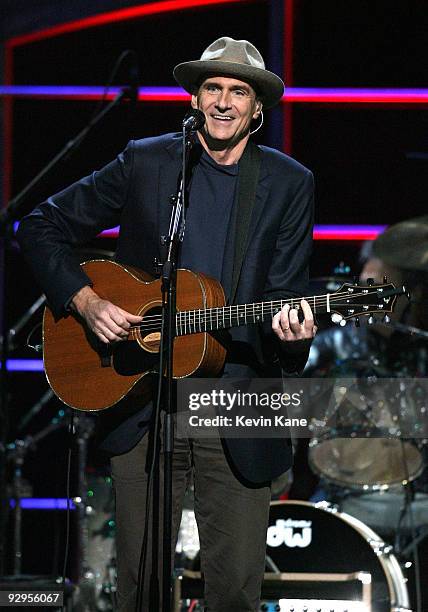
[266,519,312,548]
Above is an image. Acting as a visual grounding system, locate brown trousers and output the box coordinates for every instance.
[111,428,271,611]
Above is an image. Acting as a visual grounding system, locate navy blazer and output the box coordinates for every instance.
[17,133,314,484]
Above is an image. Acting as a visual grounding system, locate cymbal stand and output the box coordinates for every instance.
[7,415,68,575]
[7,294,46,352]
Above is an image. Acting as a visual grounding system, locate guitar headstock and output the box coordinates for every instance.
[328,280,408,326]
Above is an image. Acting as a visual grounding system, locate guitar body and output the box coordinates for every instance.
[43,260,227,411]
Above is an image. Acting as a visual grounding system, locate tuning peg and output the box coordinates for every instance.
[367,315,376,325]
[367,278,374,286]
[339,319,347,327]
[331,313,343,325]
[383,314,390,324]
[383,275,388,283]
[355,317,360,327]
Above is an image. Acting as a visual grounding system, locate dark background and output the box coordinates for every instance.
[1,0,427,579]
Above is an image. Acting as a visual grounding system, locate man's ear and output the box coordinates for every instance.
[253,100,263,118]
[191,94,198,109]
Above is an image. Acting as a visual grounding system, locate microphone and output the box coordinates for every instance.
[182,109,205,133]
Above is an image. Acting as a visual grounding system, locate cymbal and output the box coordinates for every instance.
[373,215,428,271]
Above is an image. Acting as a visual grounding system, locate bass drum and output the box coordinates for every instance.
[266,501,410,612]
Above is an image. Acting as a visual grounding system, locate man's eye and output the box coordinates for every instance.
[206,85,218,92]
[233,90,246,96]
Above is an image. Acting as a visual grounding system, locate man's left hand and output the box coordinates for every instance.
[272,299,317,343]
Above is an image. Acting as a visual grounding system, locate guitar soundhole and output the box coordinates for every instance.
[137,305,162,353]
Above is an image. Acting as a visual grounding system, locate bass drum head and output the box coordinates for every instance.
[267,501,409,612]
[309,437,423,489]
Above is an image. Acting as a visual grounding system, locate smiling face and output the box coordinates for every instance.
[191,76,262,157]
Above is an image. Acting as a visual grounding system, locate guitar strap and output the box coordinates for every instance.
[228,140,262,305]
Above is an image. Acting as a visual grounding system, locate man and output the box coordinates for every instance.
[17,38,316,611]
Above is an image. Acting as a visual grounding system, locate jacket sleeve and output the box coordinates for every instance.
[262,168,315,375]
[16,141,135,319]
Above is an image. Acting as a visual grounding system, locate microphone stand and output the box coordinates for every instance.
[0,86,133,573]
[146,128,195,612]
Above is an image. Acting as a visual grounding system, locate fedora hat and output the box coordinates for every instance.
[173,37,284,109]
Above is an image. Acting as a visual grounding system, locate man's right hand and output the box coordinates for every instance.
[71,285,143,344]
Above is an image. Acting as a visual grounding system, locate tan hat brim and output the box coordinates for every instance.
[173,60,284,109]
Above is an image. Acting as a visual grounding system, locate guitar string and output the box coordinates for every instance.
[127,290,394,334]
[127,289,388,325]
[129,293,393,332]
[130,307,389,334]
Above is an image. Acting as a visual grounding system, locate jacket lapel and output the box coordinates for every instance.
[227,146,271,304]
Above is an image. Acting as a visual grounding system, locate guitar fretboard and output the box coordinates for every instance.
[175,295,325,336]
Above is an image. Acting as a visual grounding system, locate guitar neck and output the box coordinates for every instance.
[176,295,328,335]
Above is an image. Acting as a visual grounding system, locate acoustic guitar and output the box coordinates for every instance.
[43,260,405,411]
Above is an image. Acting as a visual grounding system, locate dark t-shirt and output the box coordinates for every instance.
[179,149,238,297]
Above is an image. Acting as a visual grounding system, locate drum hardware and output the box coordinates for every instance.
[367,539,393,557]
[6,294,46,352]
[6,412,68,575]
[17,389,55,432]
[4,414,73,607]
[266,554,281,573]
[4,411,102,611]
[380,320,428,340]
